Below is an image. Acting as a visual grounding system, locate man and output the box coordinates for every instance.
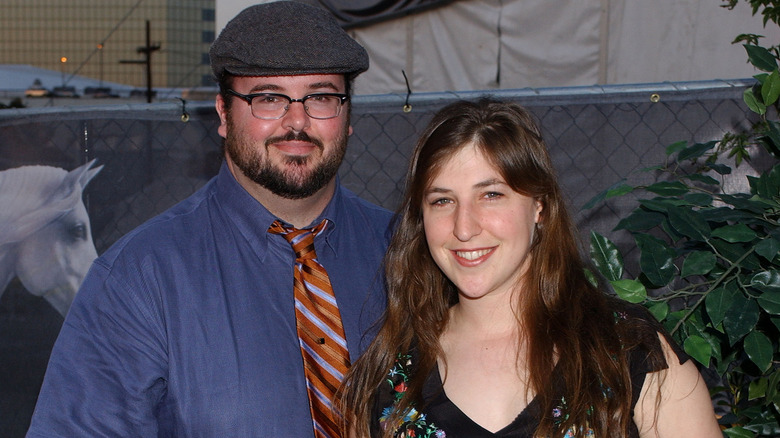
[26,2,393,437]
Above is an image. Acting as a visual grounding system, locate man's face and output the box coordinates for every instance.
[216,74,352,199]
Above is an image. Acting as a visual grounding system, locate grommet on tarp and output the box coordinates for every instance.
[177,98,190,122]
[402,70,412,113]
[650,93,660,103]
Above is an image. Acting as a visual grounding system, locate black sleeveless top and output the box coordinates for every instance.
[370,305,688,438]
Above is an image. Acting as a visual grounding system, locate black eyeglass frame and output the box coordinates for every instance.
[225,89,349,120]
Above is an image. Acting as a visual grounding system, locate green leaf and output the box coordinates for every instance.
[584,268,598,288]
[745,44,778,71]
[754,72,770,84]
[701,207,757,223]
[681,251,716,277]
[749,377,767,400]
[768,369,780,409]
[684,174,721,186]
[676,140,718,162]
[581,180,631,210]
[661,310,685,335]
[683,335,712,366]
[665,140,688,156]
[582,178,634,210]
[683,193,714,206]
[758,292,780,315]
[755,237,780,262]
[720,193,765,213]
[744,331,773,372]
[634,234,676,287]
[706,163,732,175]
[683,315,721,361]
[716,348,739,377]
[647,301,669,321]
[711,224,758,243]
[589,232,623,282]
[722,426,756,438]
[751,270,780,293]
[645,181,689,196]
[638,198,676,213]
[707,286,739,326]
[667,207,711,241]
[606,185,634,199]
[745,87,767,115]
[614,209,664,232]
[711,240,761,269]
[723,296,760,346]
[743,408,780,435]
[762,69,780,106]
[762,122,780,158]
[610,279,647,303]
[749,164,780,200]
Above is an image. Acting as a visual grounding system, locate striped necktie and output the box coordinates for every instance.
[269,219,349,438]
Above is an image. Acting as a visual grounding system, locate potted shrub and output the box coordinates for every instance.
[585,2,780,436]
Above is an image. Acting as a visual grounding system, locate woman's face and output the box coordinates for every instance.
[422,144,542,302]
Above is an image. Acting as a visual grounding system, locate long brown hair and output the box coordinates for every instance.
[338,99,660,437]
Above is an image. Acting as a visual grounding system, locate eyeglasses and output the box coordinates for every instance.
[226,89,349,120]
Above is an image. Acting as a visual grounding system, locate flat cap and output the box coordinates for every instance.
[210,1,369,82]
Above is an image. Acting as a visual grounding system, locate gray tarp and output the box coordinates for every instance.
[301,0,456,29]
[218,0,780,95]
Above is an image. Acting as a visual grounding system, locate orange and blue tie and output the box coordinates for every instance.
[269,219,349,438]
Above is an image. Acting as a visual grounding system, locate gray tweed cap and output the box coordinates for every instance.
[210,1,369,82]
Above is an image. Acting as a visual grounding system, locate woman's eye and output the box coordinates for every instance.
[484,191,503,199]
[429,198,451,206]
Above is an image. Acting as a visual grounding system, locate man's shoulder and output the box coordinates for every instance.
[100,181,218,265]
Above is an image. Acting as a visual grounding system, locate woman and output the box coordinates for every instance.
[338,99,721,437]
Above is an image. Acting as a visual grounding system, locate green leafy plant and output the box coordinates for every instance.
[587,145,779,436]
[585,2,780,435]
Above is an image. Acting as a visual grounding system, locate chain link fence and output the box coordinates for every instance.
[0,79,761,253]
[0,79,761,436]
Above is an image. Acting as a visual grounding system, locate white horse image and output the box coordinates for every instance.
[0,160,102,316]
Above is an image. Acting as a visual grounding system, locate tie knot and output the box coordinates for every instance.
[268,219,328,260]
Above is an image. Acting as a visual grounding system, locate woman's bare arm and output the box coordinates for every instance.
[634,334,721,438]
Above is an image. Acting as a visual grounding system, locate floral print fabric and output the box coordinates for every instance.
[379,353,447,437]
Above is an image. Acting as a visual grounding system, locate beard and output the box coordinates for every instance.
[224,116,349,200]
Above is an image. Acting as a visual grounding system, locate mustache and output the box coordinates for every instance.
[265,131,324,149]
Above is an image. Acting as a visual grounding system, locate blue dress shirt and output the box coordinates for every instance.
[26,162,393,437]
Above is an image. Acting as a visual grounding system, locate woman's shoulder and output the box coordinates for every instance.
[609,299,689,372]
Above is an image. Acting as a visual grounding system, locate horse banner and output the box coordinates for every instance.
[0,105,221,436]
[0,160,103,434]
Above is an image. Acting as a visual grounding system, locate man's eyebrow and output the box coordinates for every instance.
[306,81,340,92]
[248,84,283,93]
[247,81,341,94]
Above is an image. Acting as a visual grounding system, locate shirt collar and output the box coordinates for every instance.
[215,161,342,259]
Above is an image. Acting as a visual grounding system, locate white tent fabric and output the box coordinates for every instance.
[216,0,780,95]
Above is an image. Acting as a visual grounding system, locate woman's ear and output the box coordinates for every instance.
[534,199,543,224]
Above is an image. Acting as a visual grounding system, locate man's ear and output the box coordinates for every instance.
[216,94,228,138]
